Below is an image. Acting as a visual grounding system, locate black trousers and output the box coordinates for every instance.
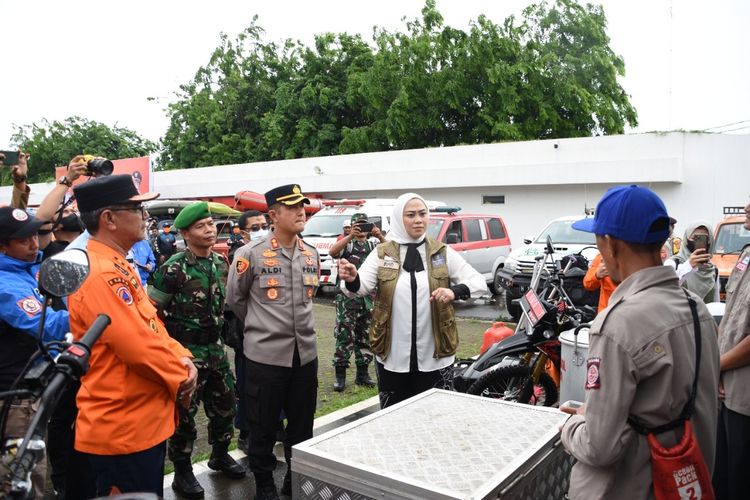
[375,361,452,409]
[244,353,317,483]
[713,403,750,500]
[85,440,166,497]
[47,381,94,499]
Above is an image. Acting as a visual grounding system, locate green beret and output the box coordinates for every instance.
[351,213,368,223]
[174,202,212,229]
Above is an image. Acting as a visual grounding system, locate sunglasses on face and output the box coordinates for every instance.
[245,224,269,232]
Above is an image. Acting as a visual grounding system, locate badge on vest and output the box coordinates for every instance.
[17,297,42,318]
[262,249,278,258]
[431,254,446,267]
[381,256,399,270]
[235,257,250,275]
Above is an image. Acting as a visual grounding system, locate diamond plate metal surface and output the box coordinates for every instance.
[298,474,374,500]
[307,390,569,497]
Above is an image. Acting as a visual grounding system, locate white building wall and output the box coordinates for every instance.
[3,132,748,247]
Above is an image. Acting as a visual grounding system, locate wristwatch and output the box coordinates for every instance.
[58,177,73,187]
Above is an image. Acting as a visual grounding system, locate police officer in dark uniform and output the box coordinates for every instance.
[226,184,319,500]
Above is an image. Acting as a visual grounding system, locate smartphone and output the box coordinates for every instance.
[693,234,709,251]
[1,151,19,166]
[356,222,374,233]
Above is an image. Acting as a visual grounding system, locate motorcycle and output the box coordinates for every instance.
[0,249,111,499]
[453,237,596,406]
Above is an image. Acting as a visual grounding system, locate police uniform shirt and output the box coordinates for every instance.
[718,246,750,416]
[225,235,319,367]
[561,265,720,500]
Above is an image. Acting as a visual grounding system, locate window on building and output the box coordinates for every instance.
[482,195,505,204]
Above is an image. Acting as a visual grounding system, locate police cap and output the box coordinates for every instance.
[264,184,310,208]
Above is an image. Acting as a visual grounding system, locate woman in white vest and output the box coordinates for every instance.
[338,193,486,408]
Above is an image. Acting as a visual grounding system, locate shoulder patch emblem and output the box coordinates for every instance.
[107,277,128,287]
[116,286,133,305]
[236,257,250,275]
[17,297,42,318]
[736,255,749,273]
[585,357,601,390]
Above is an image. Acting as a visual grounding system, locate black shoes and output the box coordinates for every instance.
[333,366,346,392]
[208,443,246,479]
[172,460,205,499]
[355,365,376,387]
[255,475,280,500]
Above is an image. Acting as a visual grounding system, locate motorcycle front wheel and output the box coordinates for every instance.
[466,365,558,407]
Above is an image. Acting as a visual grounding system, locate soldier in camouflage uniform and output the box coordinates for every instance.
[329,213,386,391]
[149,202,246,499]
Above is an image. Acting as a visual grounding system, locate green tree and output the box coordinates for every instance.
[160,0,637,168]
[7,116,156,184]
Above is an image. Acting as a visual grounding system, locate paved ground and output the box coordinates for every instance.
[162,398,381,500]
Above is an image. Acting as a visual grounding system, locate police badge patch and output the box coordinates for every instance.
[236,257,250,275]
[585,357,601,390]
[17,297,42,318]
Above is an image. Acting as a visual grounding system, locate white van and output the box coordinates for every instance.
[302,198,445,292]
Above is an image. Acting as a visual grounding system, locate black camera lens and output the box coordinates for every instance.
[87,158,114,176]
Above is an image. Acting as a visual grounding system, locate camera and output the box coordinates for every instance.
[81,155,114,176]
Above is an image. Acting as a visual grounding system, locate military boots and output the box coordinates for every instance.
[207,442,246,479]
[355,365,376,387]
[333,366,346,392]
[172,459,204,499]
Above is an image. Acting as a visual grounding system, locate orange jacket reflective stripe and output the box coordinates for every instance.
[68,239,191,455]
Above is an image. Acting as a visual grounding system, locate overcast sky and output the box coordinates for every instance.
[2,0,748,148]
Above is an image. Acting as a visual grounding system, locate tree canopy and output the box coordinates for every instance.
[156,0,637,169]
[7,116,156,184]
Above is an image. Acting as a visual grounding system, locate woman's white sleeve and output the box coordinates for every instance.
[445,246,488,298]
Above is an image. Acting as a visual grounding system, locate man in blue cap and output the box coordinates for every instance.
[560,185,719,499]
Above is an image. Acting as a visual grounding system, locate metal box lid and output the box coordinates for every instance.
[293,389,569,499]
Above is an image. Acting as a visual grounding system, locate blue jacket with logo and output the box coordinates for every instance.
[0,252,69,390]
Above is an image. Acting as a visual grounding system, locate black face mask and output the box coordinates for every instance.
[59,213,84,233]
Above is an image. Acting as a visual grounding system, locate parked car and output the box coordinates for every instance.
[426,208,511,294]
[496,215,597,319]
[712,207,750,301]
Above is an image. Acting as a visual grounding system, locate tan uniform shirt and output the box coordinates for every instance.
[718,247,750,416]
[225,234,319,367]
[561,266,719,500]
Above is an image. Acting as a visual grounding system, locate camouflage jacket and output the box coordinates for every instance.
[148,248,228,337]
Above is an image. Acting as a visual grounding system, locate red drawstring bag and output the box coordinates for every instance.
[646,420,714,500]
[629,292,714,500]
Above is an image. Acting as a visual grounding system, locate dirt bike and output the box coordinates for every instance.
[0,249,112,499]
[453,237,596,406]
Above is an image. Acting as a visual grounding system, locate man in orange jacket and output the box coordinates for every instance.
[68,175,198,497]
[583,253,617,312]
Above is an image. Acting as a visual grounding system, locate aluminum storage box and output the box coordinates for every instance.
[292,389,574,499]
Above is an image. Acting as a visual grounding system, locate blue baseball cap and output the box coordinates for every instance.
[572,185,671,244]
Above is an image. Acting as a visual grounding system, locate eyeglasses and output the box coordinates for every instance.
[109,205,148,218]
[244,224,269,232]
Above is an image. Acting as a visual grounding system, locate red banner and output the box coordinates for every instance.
[54,156,151,193]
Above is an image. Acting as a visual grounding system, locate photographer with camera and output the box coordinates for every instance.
[665,220,720,304]
[1,150,31,210]
[328,213,385,391]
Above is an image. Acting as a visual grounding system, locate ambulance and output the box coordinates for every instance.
[302,198,445,292]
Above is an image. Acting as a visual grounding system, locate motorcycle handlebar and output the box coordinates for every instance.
[79,314,111,350]
[7,314,111,495]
